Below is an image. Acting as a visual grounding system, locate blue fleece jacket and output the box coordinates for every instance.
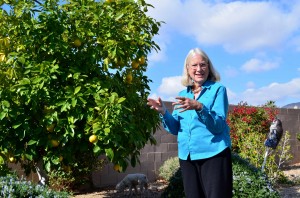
[160,80,231,160]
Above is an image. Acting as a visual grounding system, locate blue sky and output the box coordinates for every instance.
[145,0,300,107]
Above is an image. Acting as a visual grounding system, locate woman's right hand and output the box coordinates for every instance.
[147,97,166,115]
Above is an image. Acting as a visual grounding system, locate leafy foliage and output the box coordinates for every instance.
[0,174,70,197]
[159,155,280,198]
[232,153,279,198]
[0,0,161,189]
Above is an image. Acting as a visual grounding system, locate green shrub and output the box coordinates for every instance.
[159,157,180,181]
[0,175,70,197]
[232,153,279,198]
[159,154,280,198]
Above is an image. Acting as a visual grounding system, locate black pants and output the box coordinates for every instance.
[179,147,233,198]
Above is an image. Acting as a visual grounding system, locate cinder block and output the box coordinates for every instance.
[161,134,177,143]
[140,163,155,175]
[91,170,102,187]
[141,144,155,153]
[168,143,178,152]
[162,152,178,162]
[138,153,148,162]
[147,152,155,161]
[124,164,141,173]
[154,152,162,162]
[155,143,168,153]
[99,173,118,187]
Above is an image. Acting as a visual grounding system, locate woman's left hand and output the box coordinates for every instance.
[173,97,202,112]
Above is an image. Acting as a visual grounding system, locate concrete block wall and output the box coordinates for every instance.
[277,108,300,164]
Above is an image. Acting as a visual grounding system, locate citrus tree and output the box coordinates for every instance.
[0,0,161,187]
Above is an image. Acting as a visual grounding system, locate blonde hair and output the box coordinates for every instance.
[181,48,220,87]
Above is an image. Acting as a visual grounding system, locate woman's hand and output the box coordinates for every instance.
[173,97,202,112]
[147,97,166,115]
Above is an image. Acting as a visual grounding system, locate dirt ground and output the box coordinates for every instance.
[72,165,300,198]
[72,179,167,198]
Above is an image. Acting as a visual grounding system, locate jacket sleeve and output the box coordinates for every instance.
[160,109,180,136]
[196,86,229,134]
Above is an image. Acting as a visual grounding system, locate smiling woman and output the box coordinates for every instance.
[147,48,232,198]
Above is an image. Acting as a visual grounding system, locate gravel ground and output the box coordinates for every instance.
[72,180,167,198]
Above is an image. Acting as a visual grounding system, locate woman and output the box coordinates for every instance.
[147,48,232,198]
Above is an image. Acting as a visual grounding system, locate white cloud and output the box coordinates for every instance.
[246,81,256,89]
[158,76,185,97]
[146,0,300,53]
[240,58,279,73]
[231,78,300,106]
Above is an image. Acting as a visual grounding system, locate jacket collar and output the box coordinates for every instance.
[187,80,214,92]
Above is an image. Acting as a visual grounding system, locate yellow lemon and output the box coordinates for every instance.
[46,123,55,132]
[73,38,82,47]
[125,73,133,84]
[89,134,98,143]
[138,56,146,65]
[9,157,16,163]
[51,139,60,147]
[131,60,139,69]
[113,164,121,172]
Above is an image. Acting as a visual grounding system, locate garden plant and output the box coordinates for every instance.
[0,174,70,197]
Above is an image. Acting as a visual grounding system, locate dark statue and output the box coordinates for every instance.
[264,118,283,149]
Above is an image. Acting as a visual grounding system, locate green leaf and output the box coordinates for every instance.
[104,127,110,135]
[45,161,51,172]
[74,86,81,95]
[51,157,60,165]
[19,78,31,85]
[27,140,37,145]
[118,97,126,103]
[115,13,124,21]
[105,148,114,160]
[12,123,22,129]
[2,100,10,107]
[71,98,77,107]
[92,122,101,132]
[93,145,101,153]
[0,111,7,120]
[25,154,33,161]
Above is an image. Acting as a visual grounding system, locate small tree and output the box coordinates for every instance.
[0,0,162,189]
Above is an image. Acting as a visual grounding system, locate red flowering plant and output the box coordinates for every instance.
[227,102,278,166]
[228,101,278,153]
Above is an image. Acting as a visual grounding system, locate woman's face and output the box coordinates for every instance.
[187,54,209,85]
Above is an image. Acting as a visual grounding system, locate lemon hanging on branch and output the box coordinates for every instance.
[89,134,98,143]
[131,60,139,70]
[138,56,146,65]
[125,72,133,84]
[73,38,82,48]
